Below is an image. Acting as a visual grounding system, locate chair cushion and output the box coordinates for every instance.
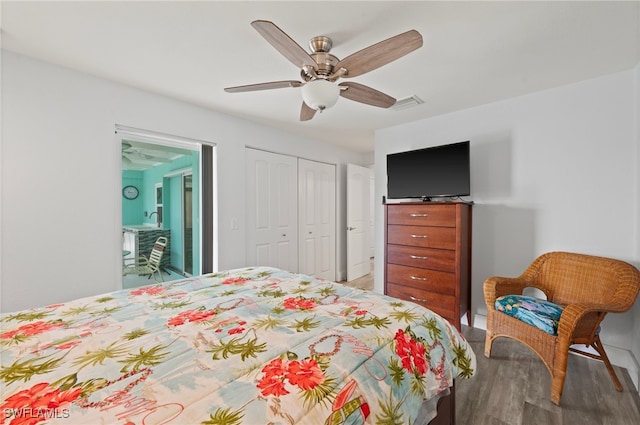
[495,295,564,335]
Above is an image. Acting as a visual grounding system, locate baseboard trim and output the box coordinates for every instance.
[472,313,639,393]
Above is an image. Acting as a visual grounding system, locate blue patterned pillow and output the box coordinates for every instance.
[495,295,564,335]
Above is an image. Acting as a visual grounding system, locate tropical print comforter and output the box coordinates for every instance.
[1,267,475,425]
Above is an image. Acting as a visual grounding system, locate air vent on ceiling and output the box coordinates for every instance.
[391,95,424,111]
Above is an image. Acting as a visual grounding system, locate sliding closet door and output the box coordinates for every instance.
[246,148,298,272]
[298,159,336,280]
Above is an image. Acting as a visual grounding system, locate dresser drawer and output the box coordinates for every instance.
[387,244,455,272]
[386,263,456,294]
[387,204,456,227]
[386,282,456,320]
[387,225,456,249]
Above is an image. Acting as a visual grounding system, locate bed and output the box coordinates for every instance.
[1,267,475,424]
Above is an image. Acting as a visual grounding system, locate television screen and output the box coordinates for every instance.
[386,141,470,200]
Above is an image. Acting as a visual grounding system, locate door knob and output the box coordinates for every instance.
[347,226,356,231]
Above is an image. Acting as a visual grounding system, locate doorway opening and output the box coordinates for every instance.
[117,125,216,288]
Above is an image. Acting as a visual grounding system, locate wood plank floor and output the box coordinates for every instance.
[341,258,375,290]
[457,326,640,425]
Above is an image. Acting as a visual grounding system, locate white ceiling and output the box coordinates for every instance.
[2,1,639,153]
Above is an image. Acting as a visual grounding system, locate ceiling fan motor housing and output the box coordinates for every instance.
[309,36,332,53]
[298,36,336,80]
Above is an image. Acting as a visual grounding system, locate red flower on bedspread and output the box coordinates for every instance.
[0,382,81,425]
[227,326,245,335]
[283,297,317,311]
[286,358,325,390]
[394,328,428,376]
[0,321,64,340]
[167,308,216,327]
[257,358,290,396]
[221,277,249,285]
[257,357,325,396]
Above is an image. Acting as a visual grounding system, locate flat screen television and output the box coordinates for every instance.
[386,141,470,200]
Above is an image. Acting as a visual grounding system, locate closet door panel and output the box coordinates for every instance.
[298,159,336,280]
[246,148,298,272]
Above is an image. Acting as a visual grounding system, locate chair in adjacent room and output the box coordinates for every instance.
[123,236,168,283]
[483,251,640,404]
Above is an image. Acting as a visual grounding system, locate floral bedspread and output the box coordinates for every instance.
[1,267,475,425]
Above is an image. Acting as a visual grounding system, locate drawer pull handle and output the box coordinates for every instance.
[410,213,429,217]
[409,255,429,260]
[410,295,429,303]
[409,255,428,260]
[410,275,429,281]
[410,234,428,238]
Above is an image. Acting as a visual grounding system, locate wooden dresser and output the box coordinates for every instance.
[384,202,472,330]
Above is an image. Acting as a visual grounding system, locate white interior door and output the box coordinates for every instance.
[246,148,298,272]
[369,169,375,258]
[298,159,336,280]
[347,163,371,281]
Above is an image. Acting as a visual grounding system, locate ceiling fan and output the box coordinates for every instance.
[121,142,171,168]
[224,20,423,121]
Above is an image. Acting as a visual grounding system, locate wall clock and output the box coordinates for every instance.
[122,185,139,200]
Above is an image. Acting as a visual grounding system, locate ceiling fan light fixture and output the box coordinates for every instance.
[301,79,340,111]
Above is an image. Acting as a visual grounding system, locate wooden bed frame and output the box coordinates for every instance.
[429,383,455,425]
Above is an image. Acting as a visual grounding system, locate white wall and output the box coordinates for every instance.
[375,69,639,372]
[0,51,368,312]
[633,62,640,389]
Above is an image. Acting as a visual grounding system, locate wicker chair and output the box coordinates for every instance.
[483,251,640,404]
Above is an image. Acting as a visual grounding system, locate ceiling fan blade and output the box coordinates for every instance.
[300,102,317,121]
[251,20,317,70]
[224,80,302,93]
[336,30,423,78]
[338,82,396,108]
[123,152,160,166]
